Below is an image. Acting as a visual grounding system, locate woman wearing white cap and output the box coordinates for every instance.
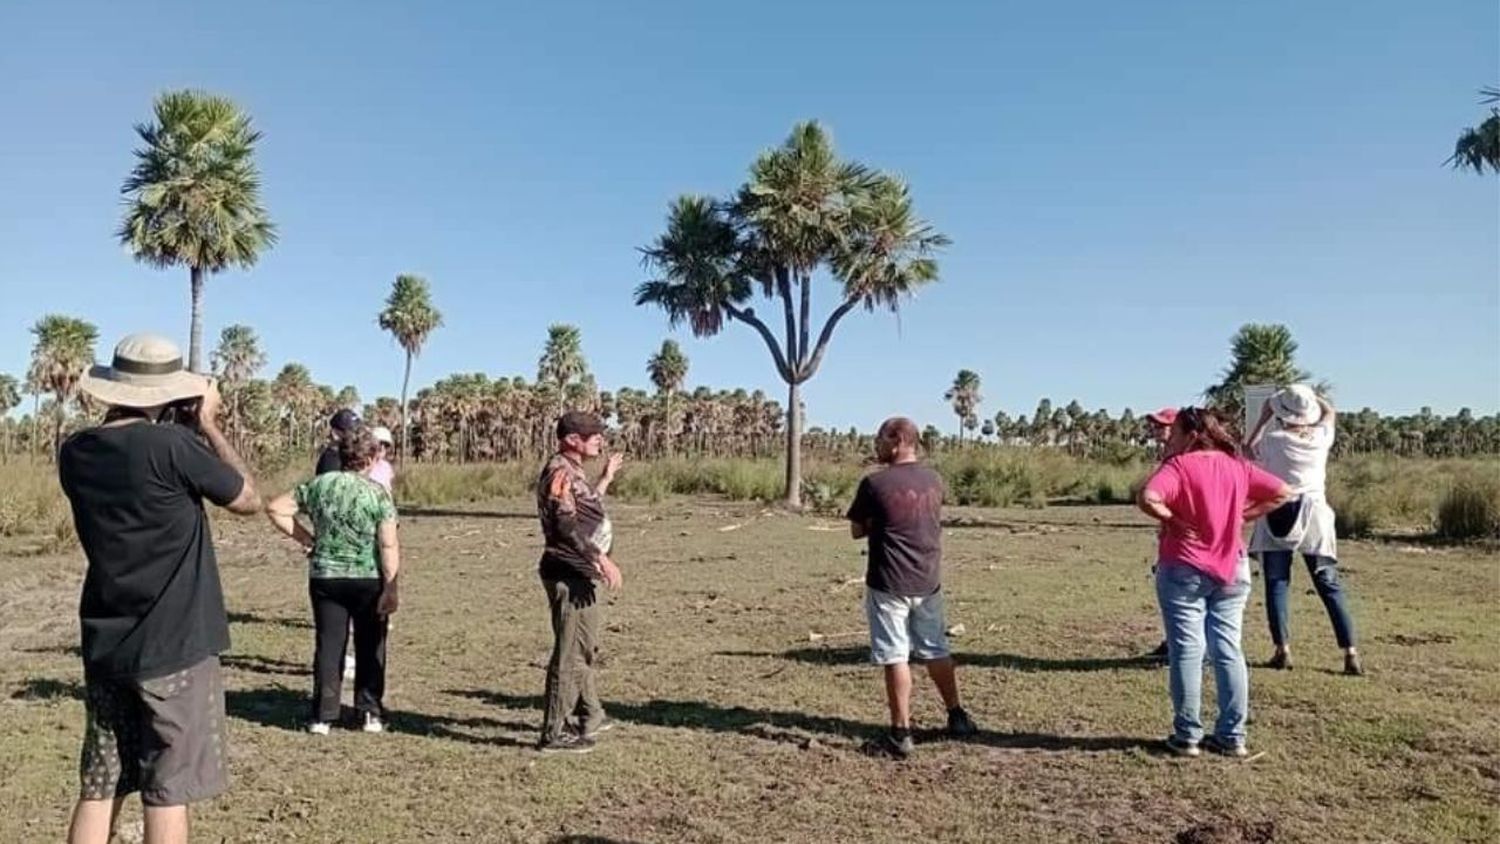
[366,426,396,494]
[1245,384,1362,676]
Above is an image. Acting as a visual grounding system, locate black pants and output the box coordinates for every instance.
[309,578,387,723]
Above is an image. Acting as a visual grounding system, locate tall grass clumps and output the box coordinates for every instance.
[396,463,531,507]
[1435,477,1500,540]
[0,463,70,537]
[1327,455,1500,537]
[932,448,1148,508]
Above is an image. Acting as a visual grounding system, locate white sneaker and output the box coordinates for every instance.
[308,721,332,736]
[361,713,385,734]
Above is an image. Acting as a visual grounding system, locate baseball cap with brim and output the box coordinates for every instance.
[370,426,394,446]
[1146,407,1178,426]
[79,333,207,409]
[1271,384,1320,426]
[330,409,361,432]
[557,411,607,440]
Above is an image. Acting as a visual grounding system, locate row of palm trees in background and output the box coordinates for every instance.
[6,312,1498,464]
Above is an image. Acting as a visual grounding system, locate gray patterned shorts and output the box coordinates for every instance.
[80,656,229,807]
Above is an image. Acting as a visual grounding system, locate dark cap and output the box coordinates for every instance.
[556,410,606,440]
[330,408,361,432]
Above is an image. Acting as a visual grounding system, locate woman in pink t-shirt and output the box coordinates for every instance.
[1138,407,1290,758]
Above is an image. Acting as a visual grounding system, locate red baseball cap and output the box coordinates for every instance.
[1146,407,1178,426]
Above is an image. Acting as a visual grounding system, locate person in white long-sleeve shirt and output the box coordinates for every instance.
[1245,384,1363,677]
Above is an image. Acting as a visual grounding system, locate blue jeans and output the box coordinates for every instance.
[1156,559,1251,746]
[1261,551,1356,649]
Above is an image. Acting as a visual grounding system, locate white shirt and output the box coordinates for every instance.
[1250,419,1339,558]
[1257,421,1333,495]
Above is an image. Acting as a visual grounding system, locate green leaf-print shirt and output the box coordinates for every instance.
[295,472,398,579]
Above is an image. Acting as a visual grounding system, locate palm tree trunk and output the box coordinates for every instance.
[665,392,674,457]
[188,265,206,373]
[784,380,802,508]
[399,351,413,461]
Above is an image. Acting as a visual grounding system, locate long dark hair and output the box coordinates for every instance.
[1173,406,1241,457]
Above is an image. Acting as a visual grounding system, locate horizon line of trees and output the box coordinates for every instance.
[6,315,1498,466]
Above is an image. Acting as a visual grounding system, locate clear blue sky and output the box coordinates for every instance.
[2,1,1497,430]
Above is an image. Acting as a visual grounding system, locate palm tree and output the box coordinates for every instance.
[646,339,689,454]
[378,273,443,459]
[944,370,982,445]
[1205,323,1312,420]
[0,373,19,459]
[537,324,589,421]
[210,324,267,450]
[1449,86,1500,175]
[637,121,948,506]
[28,315,98,454]
[118,90,276,372]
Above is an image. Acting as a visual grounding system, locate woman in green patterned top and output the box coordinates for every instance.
[267,427,401,734]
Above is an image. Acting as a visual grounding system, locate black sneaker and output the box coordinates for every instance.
[1201,735,1249,758]
[1164,735,1201,758]
[1267,651,1292,671]
[1148,640,1169,659]
[538,733,596,755]
[946,707,979,738]
[1343,653,1364,677]
[881,730,915,759]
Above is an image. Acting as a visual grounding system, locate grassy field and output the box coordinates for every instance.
[2,496,1497,843]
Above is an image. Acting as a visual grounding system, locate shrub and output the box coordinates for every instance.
[1435,478,1500,540]
[1332,496,1377,539]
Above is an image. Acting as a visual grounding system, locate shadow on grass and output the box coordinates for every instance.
[446,688,1162,755]
[717,646,1162,673]
[10,677,83,701]
[398,506,533,520]
[225,685,306,730]
[17,644,82,657]
[227,611,312,630]
[224,684,533,747]
[221,654,310,677]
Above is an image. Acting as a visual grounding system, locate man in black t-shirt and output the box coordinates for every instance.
[315,408,361,474]
[59,334,260,844]
[847,417,978,759]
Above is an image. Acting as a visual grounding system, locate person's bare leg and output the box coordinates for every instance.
[924,657,961,710]
[882,663,912,729]
[67,797,125,844]
[142,805,188,844]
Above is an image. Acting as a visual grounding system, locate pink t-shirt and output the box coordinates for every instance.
[1145,450,1285,583]
[366,459,394,493]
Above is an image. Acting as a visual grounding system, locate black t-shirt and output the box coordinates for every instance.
[59,421,244,680]
[315,444,342,475]
[847,462,945,597]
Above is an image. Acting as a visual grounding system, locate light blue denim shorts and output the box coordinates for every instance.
[866,586,950,665]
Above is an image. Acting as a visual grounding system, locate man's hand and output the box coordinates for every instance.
[604,453,625,480]
[197,377,223,430]
[377,578,400,616]
[596,554,623,591]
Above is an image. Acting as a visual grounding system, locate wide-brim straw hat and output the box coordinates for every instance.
[79,333,208,408]
[1270,383,1320,427]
